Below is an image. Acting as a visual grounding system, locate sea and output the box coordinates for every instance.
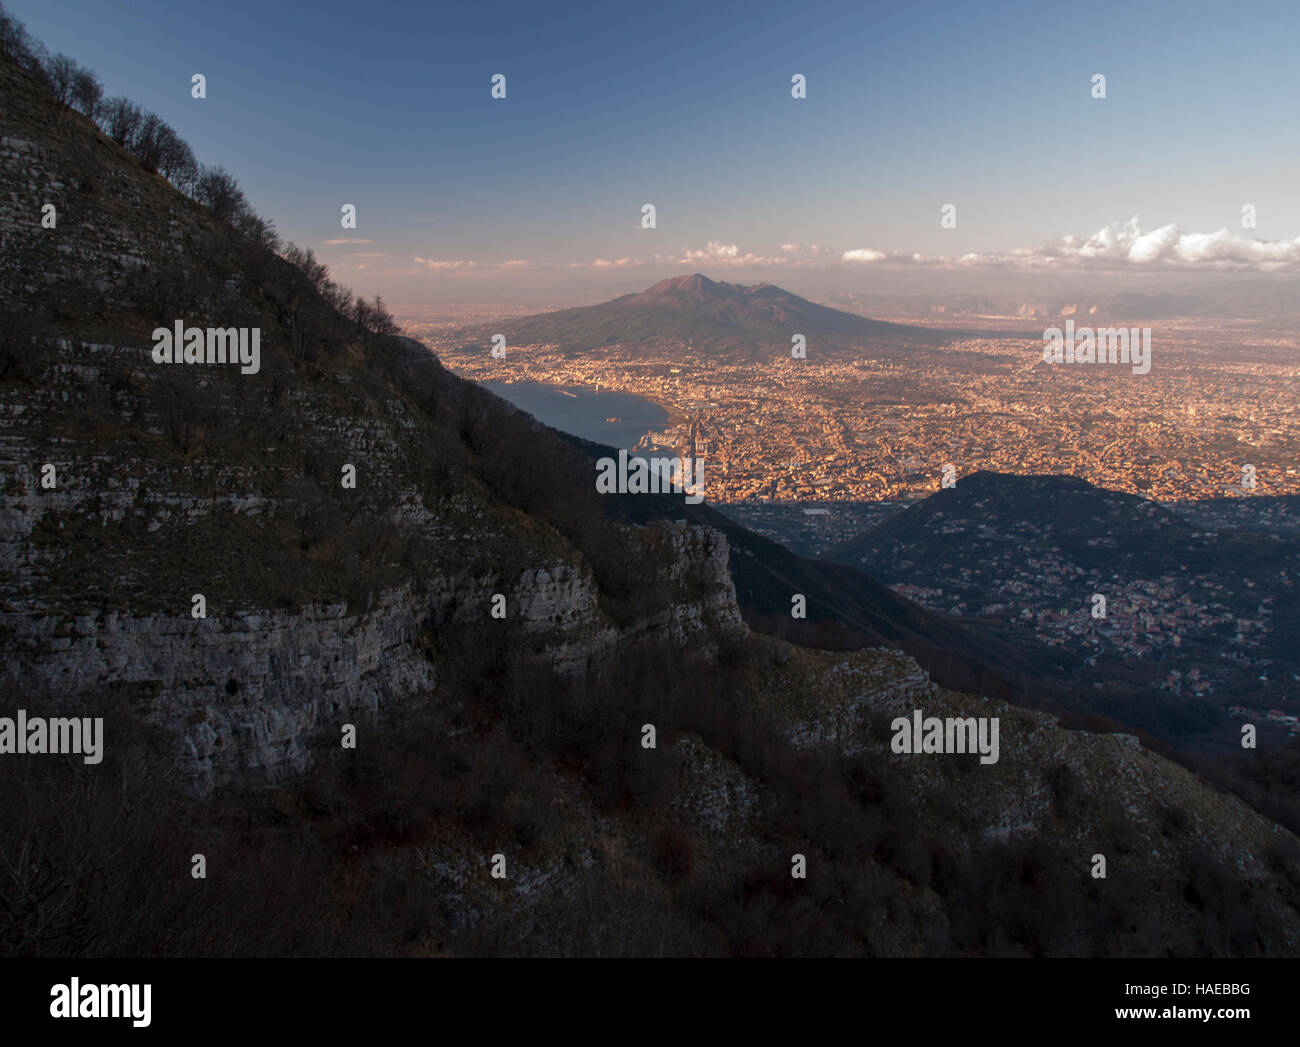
[481,381,670,452]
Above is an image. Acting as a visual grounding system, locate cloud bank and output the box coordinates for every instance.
[405,218,1300,278]
[842,217,1300,272]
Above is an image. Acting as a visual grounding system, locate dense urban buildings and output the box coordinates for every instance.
[414,314,1299,506]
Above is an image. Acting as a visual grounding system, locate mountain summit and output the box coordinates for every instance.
[481,273,934,350]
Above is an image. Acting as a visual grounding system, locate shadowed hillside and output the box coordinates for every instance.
[827,471,1300,742]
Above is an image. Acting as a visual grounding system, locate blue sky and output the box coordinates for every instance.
[11,0,1300,304]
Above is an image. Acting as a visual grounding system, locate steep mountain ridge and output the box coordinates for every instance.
[0,52,744,790]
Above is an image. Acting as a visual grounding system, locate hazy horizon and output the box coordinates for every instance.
[11,0,1300,306]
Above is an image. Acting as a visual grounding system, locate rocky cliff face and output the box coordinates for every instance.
[0,340,744,793]
[1,450,743,791]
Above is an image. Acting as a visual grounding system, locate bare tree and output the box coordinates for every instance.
[130,110,165,170]
[0,3,34,63]
[194,164,247,222]
[43,51,76,107]
[351,296,376,331]
[70,66,102,120]
[99,96,142,147]
[283,242,330,295]
[370,295,400,336]
[156,125,197,189]
[323,280,353,316]
[234,209,281,252]
[0,4,24,57]
[0,3,47,85]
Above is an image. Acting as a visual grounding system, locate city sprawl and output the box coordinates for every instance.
[418,315,1300,506]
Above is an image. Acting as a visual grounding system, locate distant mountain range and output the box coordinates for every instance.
[463,273,938,351]
[820,278,1300,327]
[465,273,1300,354]
[1086,279,1300,325]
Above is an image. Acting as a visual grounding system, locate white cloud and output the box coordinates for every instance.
[324,238,374,246]
[661,240,788,268]
[411,257,538,276]
[842,248,888,263]
[414,219,1300,280]
[658,240,840,268]
[683,240,741,261]
[843,217,1300,271]
[414,256,478,271]
[782,242,835,256]
[576,242,791,270]
[574,257,643,269]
